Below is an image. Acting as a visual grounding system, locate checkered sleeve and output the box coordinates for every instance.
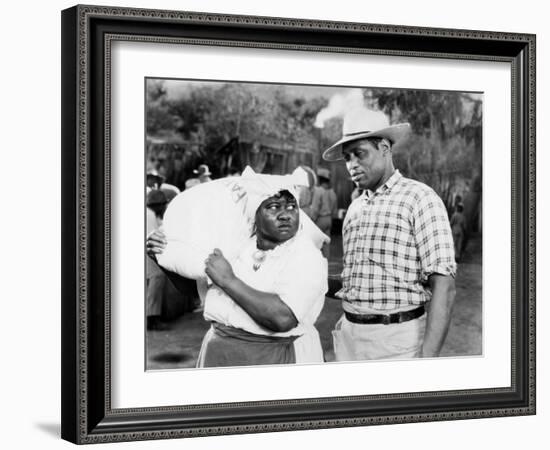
[412,190,457,280]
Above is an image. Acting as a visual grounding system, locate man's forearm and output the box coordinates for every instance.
[421,274,456,357]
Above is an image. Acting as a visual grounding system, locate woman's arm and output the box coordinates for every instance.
[205,249,298,332]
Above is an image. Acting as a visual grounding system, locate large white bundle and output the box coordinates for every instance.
[156,166,330,280]
[156,177,248,279]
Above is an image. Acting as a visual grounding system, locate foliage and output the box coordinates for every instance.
[366,88,483,216]
[146,80,483,232]
[147,81,328,160]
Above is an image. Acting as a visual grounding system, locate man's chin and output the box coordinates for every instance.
[354,180,368,190]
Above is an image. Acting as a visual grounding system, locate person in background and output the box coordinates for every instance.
[146,189,170,331]
[147,170,180,201]
[185,164,213,190]
[297,165,318,220]
[323,108,456,361]
[450,203,467,261]
[311,167,338,258]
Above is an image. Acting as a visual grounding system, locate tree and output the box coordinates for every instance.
[146,81,329,176]
[366,88,483,235]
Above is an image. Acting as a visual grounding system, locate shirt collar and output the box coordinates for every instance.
[364,170,402,198]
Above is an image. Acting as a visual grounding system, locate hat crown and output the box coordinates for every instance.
[147,189,167,206]
[343,109,390,136]
[195,164,210,175]
[316,167,331,180]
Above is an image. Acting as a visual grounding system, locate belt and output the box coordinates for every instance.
[344,305,425,325]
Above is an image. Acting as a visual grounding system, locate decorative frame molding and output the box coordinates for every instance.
[61,4,536,444]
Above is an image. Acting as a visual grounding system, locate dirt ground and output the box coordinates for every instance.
[146,234,482,370]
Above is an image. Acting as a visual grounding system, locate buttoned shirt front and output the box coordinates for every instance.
[337,170,456,312]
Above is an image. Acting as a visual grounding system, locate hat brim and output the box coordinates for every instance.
[147,200,168,207]
[322,123,411,162]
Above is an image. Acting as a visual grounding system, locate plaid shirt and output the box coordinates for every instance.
[338,170,456,311]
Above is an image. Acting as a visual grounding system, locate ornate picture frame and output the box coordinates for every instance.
[61,4,535,444]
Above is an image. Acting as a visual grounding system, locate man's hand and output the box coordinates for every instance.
[204,249,236,289]
[146,229,167,257]
[327,274,343,298]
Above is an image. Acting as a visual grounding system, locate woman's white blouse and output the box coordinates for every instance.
[203,233,328,338]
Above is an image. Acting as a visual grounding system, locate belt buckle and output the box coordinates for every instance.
[382,314,393,325]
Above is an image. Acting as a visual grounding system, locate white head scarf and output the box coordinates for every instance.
[236,166,308,221]
[221,166,329,249]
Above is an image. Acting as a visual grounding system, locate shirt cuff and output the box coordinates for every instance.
[422,262,457,281]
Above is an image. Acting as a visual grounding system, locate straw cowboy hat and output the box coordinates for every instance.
[146,169,165,184]
[322,109,411,162]
[316,167,331,181]
[193,164,212,177]
[146,189,168,207]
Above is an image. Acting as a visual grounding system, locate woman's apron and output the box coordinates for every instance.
[197,322,298,368]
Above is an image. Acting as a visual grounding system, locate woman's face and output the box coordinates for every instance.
[255,191,299,245]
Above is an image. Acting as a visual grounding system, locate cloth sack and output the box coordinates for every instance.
[157,166,329,279]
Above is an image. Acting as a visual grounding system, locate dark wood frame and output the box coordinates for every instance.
[61,4,536,444]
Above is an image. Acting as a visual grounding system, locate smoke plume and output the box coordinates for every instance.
[314,89,365,128]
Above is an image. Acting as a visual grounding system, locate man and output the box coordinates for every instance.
[185,164,213,189]
[450,203,467,261]
[146,189,170,330]
[310,168,338,258]
[146,169,180,202]
[297,165,317,220]
[323,109,456,360]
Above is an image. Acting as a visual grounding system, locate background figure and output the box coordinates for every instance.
[297,165,318,220]
[146,189,170,330]
[146,170,164,190]
[450,203,467,261]
[185,164,213,189]
[147,170,180,200]
[311,167,338,258]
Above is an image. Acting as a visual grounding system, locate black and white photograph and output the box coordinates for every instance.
[144,78,483,370]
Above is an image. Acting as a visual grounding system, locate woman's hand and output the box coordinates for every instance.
[205,249,236,289]
[204,248,299,332]
[146,229,167,257]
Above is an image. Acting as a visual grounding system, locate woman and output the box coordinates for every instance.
[199,189,327,367]
[148,175,327,368]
